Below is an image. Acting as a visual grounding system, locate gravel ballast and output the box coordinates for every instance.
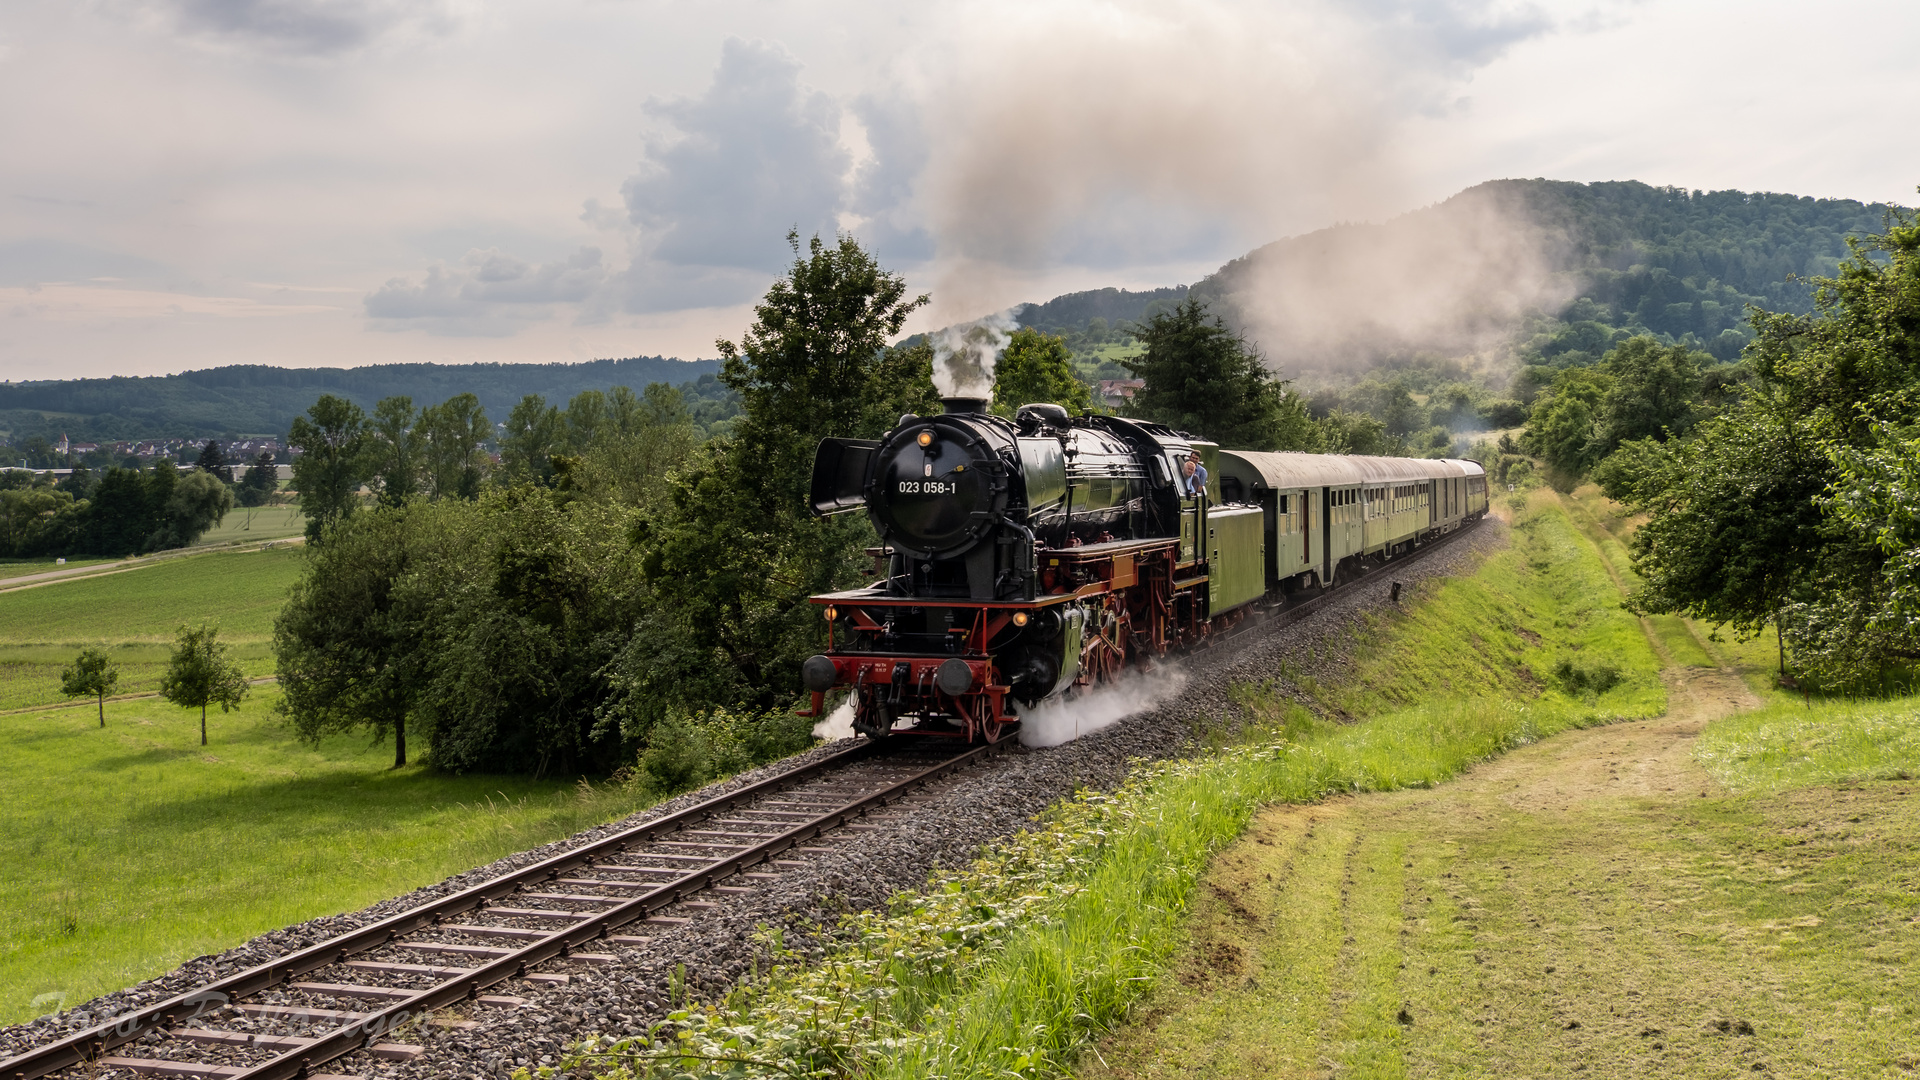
[5,521,1506,1079]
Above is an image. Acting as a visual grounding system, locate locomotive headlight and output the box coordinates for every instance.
[824,605,838,621]
[916,430,934,447]
[1012,611,1029,627]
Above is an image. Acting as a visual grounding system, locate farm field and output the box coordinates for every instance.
[0,546,302,711]
[1078,487,1920,1079]
[191,504,306,547]
[0,686,657,1026]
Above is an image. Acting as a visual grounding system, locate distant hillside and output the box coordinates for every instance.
[0,356,722,442]
[1188,179,1899,373]
[1014,286,1188,334]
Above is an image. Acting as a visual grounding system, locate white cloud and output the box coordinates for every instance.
[621,38,848,275]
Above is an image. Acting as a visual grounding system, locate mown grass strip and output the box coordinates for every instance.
[534,497,1665,1080]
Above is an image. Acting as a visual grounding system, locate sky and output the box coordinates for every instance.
[0,0,1915,380]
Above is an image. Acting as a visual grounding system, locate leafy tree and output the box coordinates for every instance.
[1317,410,1389,455]
[78,462,230,555]
[289,394,371,542]
[1521,367,1612,487]
[1121,298,1317,450]
[1608,399,1827,643]
[0,486,83,557]
[193,440,227,480]
[275,504,425,768]
[629,232,936,728]
[717,231,934,502]
[150,469,233,549]
[992,328,1093,415]
[1613,206,1920,686]
[160,623,249,746]
[501,394,563,486]
[369,396,423,506]
[564,389,609,451]
[237,452,278,509]
[61,647,119,727]
[1595,336,1707,452]
[420,393,489,500]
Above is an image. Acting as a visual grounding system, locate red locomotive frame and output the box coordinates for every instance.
[799,532,1235,742]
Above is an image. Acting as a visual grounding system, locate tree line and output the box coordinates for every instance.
[1519,204,1920,692]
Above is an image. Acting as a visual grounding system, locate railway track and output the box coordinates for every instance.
[6,516,1488,1080]
[2,738,1007,1080]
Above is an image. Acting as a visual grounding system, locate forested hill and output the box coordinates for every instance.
[1186,179,1901,371]
[0,356,721,441]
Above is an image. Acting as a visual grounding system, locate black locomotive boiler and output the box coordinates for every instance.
[799,396,1488,741]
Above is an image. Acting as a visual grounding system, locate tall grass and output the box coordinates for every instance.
[1697,695,1920,791]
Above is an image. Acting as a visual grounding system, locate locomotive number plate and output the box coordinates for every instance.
[897,480,956,495]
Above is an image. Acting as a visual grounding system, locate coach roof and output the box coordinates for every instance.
[1216,451,1485,490]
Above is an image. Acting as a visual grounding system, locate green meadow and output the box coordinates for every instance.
[0,541,667,1026]
[0,546,302,711]
[0,687,656,1026]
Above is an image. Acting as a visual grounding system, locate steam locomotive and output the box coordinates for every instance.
[799,395,1488,741]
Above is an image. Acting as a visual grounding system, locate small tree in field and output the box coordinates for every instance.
[61,648,119,727]
[161,624,249,746]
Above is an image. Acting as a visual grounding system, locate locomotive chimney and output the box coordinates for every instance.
[941,396,989,414]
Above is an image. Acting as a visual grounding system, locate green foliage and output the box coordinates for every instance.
[160,623,249,746]
[717,231,933,504]
[192,441,226,477]
[0,483,84,557]
[1122,298,1319,450]
[629,233,937,730]
[274,504,423,768]
[1316,409,1390,455]
[368,396,423,506]
[990,328,1092,416]
[59,647,118,727]
[1616,206,1920,687]
[419,392,489,500]
[501,394,564,487]
[631,705,815,798]
[288,394,371,542]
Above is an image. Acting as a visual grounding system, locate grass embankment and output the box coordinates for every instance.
[538,493,1665,1080]
[0,689,658,1026]
[1082,485,1920,1079]
[0,546,302,711]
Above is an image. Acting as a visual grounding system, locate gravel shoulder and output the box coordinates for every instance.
[1,521,1506,1078]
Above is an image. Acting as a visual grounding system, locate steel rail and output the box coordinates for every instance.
[221,738,1007,1080]
[1,736,954,1080]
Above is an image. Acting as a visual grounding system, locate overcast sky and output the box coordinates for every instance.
[0,0,1914,380]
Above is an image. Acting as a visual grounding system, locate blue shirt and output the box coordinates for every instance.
[1188,463,1208,497]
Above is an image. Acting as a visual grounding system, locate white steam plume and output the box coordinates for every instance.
[912,0,1404,327]
[930,308,1017,400]
[1016,667,1189,748]
[1211,183,1577,373]
[812,694,855,741]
